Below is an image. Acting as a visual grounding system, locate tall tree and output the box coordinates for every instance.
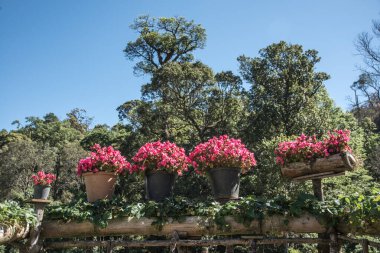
[351,18,380,180]
[124,15,206,75]
[238,41,330,143]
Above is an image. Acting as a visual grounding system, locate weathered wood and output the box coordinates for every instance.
[329,233,341,253]
[362,239,369,253]
[41,214,327,239]
[281,153,356,179]
[336,220,380,236]
[338,235,380,250]
[44,238,330,250]
[294,172,345,181]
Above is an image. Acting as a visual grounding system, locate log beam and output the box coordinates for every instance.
[40,214,326,239]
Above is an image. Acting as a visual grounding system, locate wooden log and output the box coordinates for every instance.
[41,214,326,239]
[0,223,30,244]
[44,238,330,250]
[281,153,356,179]
[336,220,380,236]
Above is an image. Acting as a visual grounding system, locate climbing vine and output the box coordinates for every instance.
[45,190,380,230]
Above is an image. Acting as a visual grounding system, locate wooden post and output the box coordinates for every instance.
[25,199,50,253]
[225,245,234,253]
[329,233,341,253]
[361,239,369,253]
[312,179,329,253]
[250,240,257,253]
[312,179,324,201]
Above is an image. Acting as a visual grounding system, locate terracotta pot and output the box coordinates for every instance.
[82,172,117,202]
[145,171,176,202]
[33,185,51,199]
[207,167,240,202]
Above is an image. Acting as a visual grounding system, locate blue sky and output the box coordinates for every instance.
[0,0,379,130]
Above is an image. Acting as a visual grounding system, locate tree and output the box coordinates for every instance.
[351,18,380,181]
[238,41,330,143]
[353,20,380,124]
[118,62,247,147]
[0,137,56,200]
[124,15,206,75]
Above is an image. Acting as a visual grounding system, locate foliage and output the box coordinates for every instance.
[0,137,57,200]
[131,141,190,175]
[31,171,56,186]
[77,144,132,176]
[0,201,36,227]
[189,135,256,174]
[45,192,380,232]
[238,41,330,143]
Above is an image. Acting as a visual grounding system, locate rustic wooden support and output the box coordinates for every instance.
[338,235,380,250]
[225,245,233,253]
[329,233,341,253]
[41,214,327,239]
[24,199,50,253]
[361,239,369,253]
[44,238,331,250]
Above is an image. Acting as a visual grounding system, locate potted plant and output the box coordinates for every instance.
[275,130,356,179]
[31,171,56,200]
[189,135,257,202]
[77,144,131,202]
[132,141,190,202]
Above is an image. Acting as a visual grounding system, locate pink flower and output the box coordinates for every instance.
[31,171,56,186]
[77,144,132,176]
[131,141,190,175]
[274,130,352,166]
[189,135,256,174]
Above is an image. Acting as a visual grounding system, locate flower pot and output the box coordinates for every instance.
[145,171,176,202]
[82,172,117,202]
[33,185,51,199]
[207,167,240,202]
[281,152,357,179]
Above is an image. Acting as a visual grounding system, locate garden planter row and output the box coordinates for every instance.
[82,167,241,203]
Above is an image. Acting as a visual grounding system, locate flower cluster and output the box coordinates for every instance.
[189,135,256,174]
[132,141,190,175]
[324,129,352,156]
[77,144,132,176]
[275,130,352,165]
[31,171,56,186]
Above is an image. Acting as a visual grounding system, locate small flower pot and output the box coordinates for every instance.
[33,185,51,199]
[207,167,240,202]
[145,171,176,202]
[83,172,117,202]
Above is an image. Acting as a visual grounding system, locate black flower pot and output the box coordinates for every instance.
[207,167,240,202]
[33,185,51,200]
[145,171,176,202]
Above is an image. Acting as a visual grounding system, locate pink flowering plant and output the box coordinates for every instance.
[77,144,132,176]
[31,171,56,186]
[275,130,352,166]
[132,141,190,175]
[324,130,352,156]
[189,135,257,174]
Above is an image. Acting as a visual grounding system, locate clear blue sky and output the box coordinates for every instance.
[0,0,379,130]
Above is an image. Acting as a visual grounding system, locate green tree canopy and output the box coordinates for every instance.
[238,41,330,142]
[124,15,206,75]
